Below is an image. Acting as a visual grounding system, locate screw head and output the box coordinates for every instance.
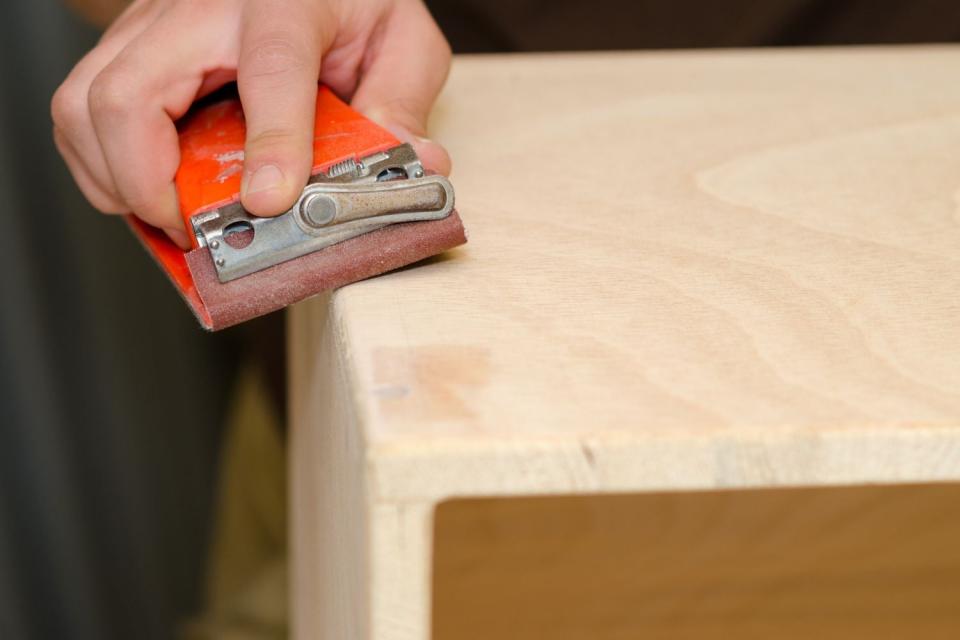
[210,240,220,250]
[215,258,225,267]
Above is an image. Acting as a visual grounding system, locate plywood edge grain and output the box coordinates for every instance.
[365,426,960,503]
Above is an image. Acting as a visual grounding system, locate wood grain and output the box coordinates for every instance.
[290,293,371,639]
[328,47,960,501]
[291,47,960,639]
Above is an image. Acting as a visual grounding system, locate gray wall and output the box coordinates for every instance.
[0,2,239,638]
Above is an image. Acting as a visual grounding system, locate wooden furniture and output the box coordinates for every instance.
[289,46,960,640]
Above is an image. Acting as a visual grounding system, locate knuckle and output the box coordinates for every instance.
[241,37,310,82]
[50,82,87,128]
[245,127,307,162]
[411,1,452,60]
[88,192,126,215]
[433,28,452,61]
[250,127,297,144]
[87,68,136,117]
[118,188,152,216]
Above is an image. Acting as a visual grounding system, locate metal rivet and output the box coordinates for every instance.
[414,168,424,178]
[216,258,225,267]
[210,240,220,250]
[301,193,337,227]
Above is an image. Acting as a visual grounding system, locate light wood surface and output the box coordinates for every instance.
[290,47,960,640]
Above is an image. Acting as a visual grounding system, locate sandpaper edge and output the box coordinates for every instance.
[186,211,466,331]
[126,216,215,330]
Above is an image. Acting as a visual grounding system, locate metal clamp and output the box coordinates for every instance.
[190,144,454,283]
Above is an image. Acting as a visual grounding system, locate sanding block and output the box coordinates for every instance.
[128,86,466,331]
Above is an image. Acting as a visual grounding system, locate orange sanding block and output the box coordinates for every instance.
[128,86,466,331]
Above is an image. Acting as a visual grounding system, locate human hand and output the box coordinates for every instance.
[52,0,452,248]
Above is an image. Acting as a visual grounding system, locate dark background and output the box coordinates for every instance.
[1,1,959,638]
[0,3,238,640]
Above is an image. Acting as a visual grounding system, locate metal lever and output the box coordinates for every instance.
[296,178,451,231]
[190,144,455,283]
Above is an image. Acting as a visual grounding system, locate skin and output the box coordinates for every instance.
[52,0,452,248]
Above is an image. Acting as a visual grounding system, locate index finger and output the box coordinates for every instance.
[237,0,328,217]
[88,8,235,237]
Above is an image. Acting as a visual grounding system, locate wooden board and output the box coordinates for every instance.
[319,46,960,501]
[290,46,960,640]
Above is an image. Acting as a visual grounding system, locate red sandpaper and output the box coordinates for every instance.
[184,211,466,331]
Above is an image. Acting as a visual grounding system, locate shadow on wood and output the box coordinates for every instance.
[433,483,960,639]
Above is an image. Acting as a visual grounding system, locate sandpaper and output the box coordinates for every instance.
[184,212,466,331]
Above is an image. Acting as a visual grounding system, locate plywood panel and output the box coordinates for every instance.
[328,47,960,501]
[291,47,960,640]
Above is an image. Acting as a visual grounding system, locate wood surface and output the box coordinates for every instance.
[434,484,960,639]
[290,47,960,640]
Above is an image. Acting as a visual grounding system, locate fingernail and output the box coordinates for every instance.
[362,109,429,144]
[389,122,434,146]
[389,124,433,146]
[243,164,284,197]
[382,123,413,144]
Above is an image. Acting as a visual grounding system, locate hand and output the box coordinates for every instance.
[52,0,452,248]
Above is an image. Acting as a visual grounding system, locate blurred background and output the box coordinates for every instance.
[2,1,959,639]
[0,3,239,640]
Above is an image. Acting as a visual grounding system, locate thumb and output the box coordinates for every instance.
[361,106,451,177]
[349,1,452,175]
